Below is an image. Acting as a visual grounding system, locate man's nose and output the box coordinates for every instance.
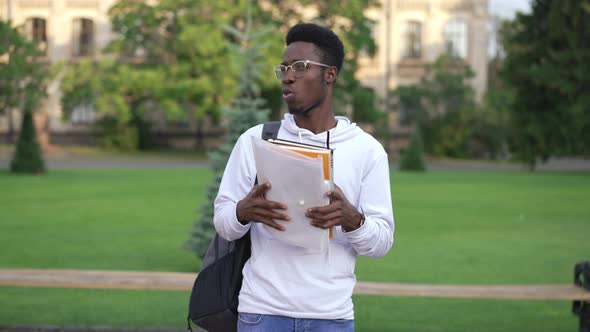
[281,69,296,83]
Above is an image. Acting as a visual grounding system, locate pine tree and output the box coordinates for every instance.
[501,0,590,169]
[11,99,46,174]
[185,3,271,258]
[399,126,426,172]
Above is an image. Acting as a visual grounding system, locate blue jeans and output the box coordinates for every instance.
[237,313,354,332]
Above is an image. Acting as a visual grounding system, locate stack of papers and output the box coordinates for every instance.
[251,137,334,252]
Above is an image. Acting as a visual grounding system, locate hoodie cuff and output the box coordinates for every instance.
[343,217,371,243]
[230,204,252,235]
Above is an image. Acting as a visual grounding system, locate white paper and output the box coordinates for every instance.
[252,137,330,252]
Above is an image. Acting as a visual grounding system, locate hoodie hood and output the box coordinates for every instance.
[281,113,363,145]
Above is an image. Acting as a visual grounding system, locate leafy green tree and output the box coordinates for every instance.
[58,1,242,150]
[59,1,381,152]
[395,54,510,159]
[501,0,590,169]
[0,20,48,172]
[108,0,239,145]
[394,55,477,157]
[185,6,271,258]
[57,60,162,150]
[0,20,47,143]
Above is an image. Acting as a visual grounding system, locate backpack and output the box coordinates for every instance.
[187,121,281,332]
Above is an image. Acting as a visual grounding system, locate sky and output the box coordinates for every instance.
[489,0,531,19]
[488,0,532,55]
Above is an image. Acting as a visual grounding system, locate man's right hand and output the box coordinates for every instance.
[236,182,290,231]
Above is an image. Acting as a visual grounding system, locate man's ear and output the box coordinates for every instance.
[325,67,338,85]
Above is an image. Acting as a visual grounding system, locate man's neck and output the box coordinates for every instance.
[293,108,338,134]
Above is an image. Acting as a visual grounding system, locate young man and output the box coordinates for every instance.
[214,23,395,331]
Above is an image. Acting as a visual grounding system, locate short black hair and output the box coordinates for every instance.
[286,23,344,73]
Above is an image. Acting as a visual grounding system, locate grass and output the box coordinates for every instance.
[0,169,209,272]
[357,172,590,285]
[0,288,576,332]
[1,168,589,331]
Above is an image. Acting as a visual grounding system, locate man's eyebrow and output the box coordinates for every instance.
[281,58,302,65]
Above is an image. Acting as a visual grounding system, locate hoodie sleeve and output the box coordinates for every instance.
[344,152,395,258]
[213,131,258,241]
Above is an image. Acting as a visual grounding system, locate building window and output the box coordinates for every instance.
[401,20,422,59]
[24,17,48,55]
[71,104,97,123]
[72,18,95,57]
[443,19,468,59]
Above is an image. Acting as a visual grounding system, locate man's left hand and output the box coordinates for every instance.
[306,185,363,232]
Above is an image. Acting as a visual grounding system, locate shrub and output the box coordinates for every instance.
[11,111,46,174]
[96,115,139,151]
[399,127,426,172]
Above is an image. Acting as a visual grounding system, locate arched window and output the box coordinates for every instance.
[443,19,468,59]
[401,20,422,59]
[24,17,47,55]
[72,18,95,57]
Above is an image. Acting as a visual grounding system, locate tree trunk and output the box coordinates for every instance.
[6,108,14,144]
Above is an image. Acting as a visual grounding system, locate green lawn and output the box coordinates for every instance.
[0,169,208,272]
[1,169,589,331]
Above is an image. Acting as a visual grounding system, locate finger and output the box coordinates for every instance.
[326,189,343,201]
[258,217,285,231]
[306,210,340,221]
[261,210,291,221]
[307,202,340,215]
[261,199,288,210]
[310,218,339,229]
[253,207,290,221]
[252,182,271,196]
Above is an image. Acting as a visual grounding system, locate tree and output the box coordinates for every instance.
[501,0,590,169]
[0,20,48,173]
[394,55,478,158]
[399,126,426,172]
[0,20,47,144]
[58,1,382,151]
[57,59,162,150]
[58,1,242,151]
[11,102,45,173]
[185,4,271,258]
[107,0,240,147]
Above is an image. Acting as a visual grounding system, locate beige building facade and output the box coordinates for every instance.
[1,0,488,150]
[1,0,117,139]
[359,0,488,99]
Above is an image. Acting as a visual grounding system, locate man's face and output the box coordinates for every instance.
[280,41,327,115]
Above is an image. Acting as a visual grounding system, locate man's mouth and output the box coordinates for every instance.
[282,88,295,102]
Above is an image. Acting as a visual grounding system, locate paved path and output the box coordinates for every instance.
[0,150,208,169]
[1,269,589,301]
[0,325,183,332]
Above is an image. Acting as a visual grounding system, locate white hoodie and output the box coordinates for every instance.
[214,113,395,320]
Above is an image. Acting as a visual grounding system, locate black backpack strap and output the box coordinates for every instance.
[261,121,281,140]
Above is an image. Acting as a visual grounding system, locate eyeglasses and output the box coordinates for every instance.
[273,60,331,80]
